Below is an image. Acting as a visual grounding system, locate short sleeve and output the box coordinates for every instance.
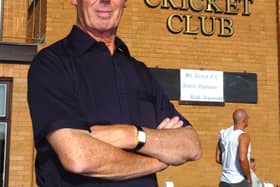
[28,49,89,147]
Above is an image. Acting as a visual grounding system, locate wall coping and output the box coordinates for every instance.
[0,42,37,64]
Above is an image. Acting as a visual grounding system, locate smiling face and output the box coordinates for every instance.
[72,0,127,35]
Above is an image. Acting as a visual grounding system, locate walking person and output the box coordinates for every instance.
[216,109,251,187]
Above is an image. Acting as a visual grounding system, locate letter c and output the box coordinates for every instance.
[167,14,183,34]
[144,0,161,8]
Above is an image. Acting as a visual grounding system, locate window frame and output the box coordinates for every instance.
[0,78,13,187]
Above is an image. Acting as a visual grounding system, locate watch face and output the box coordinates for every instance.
[138,131,146,143]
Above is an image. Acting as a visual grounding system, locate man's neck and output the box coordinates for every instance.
[76,24,116,55]
[233,124,244,131]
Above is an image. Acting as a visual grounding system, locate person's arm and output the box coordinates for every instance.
[215,139,222,164]
[119,62,201,165]
[238,133,251,183]
[47,128,168,181]
[90,116,202,166]
[139,121,201,165]
[27,51,168,180]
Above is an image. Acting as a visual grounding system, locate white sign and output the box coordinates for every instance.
[164,181,174,187]
[180,69,224,102]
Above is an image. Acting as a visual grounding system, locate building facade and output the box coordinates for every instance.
[0,0,279,186]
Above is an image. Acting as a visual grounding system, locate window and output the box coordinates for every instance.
[27,0,46,43]
[0,0,46,43]
[0,78,12,187]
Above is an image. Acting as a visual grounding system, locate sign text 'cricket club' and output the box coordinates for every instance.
[144,0,254,37]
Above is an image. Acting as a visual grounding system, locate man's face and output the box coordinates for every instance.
[72,0,127,33]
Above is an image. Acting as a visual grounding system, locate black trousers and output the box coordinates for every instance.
[219,180,251,187]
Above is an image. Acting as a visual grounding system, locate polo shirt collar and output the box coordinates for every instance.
[65,25,130,57]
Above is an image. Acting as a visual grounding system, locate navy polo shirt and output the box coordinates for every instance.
[28,26,190,187]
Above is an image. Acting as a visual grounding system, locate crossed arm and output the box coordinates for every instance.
[47,116,202,180]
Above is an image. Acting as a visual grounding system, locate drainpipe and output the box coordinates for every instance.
[0,0,3,40]
[277,0,280,129]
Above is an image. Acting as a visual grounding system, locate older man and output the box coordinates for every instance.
[27,0,202,187]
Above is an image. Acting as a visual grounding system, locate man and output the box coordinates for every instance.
[27,0,202,187]
[250,158,278,187]
[216,109,251,187]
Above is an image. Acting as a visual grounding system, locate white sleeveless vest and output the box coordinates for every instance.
[219,126,251,183]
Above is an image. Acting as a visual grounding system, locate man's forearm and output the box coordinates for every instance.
[238,133,251,182]
[216,140,222,164]
[240,159,251,182]
[90,123,202,166]
[48,128,167,181]
[82,145,168,180]
[139,126,201,165]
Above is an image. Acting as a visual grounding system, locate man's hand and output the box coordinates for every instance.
[90,125,137,150]
[157,116,184,129]
[89,116,184,149]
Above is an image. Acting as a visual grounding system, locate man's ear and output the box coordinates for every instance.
[71,0,78,5]
[124,0,128,8]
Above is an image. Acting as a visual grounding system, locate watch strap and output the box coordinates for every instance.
[132,126,146,152]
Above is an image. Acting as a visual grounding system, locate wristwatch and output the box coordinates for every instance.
[132,126,146,151]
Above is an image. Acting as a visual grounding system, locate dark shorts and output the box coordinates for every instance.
[219,180,252,187]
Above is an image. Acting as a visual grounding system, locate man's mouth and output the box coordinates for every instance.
[96,10,112,19]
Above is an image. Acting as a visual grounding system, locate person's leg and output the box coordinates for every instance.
[219,181,231,187]
[231,180,251,187]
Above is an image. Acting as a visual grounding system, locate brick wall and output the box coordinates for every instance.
[1,0,27,43]
[0,1,36,187]
[119,1,280,186]
[43,0,76,47]
[3,0,278,186]
[0,63,34,187]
